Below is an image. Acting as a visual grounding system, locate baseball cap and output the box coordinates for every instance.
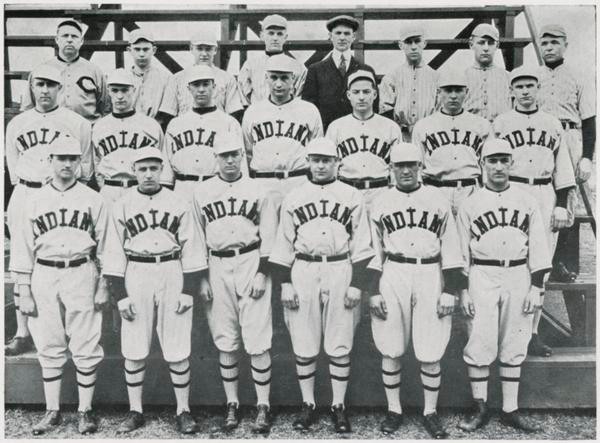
[390,142,422,164]
[260,14,288,30]
[189,31,217,46]
[347,70,376,88]
[481,138,513,158]
[326,15,360,32]
[438,69,468,88]
[471,23,499,41]
[265,54,296,73]
[509,65,540,84]
[214,134,243,155]
[129,29,155,45]
[57,19,83,34]
[133,147,164,163]
[539,24,567,39]
[399,25,425,42]
[31,64,62,84]
[48,134,81,156]
[186,65,215,84]
[306,137,338,157]
[107,68,135,86]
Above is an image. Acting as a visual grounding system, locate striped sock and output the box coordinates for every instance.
[76,366,97,412]
[420,362,441,415]
[169,359,191,415]
[42,367,63,411]
[533,292,544,332]
[467,364,489,402]
[382,356,402,414]
[124,359,145,413]
[219,351,239,405]
[251,351,271,407]
[329,355,351,407]
[296,356,317,406]
[499,362,521,413]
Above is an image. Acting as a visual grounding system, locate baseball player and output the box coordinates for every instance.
[92,68,172,206]
[492,65,576,356]
[326,70,402,209]
[165,65,245,203]
[21,19,109,123]
[269,137,374,433]
[5,64,93,357]
[380,25,439,141]
[161,32,245,120]
[242,54,323,212]
[368,142,464,438]
[464,24,511,122]
[457,138,551,433]
[412,70,491,214]
[238,14,307,105]
[193,134,278,433]
[9,134,109,435]
[126,29,173,124]
[103,147,207,434]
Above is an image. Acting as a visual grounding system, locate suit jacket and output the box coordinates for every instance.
[302,55,379,130]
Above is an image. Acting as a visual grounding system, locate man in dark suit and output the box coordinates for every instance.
[302,15,378,130]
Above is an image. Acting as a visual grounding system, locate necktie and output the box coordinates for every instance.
[339,54,347,77]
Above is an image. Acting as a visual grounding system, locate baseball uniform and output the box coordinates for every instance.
[130,64,173,119]
[464,64,511,122]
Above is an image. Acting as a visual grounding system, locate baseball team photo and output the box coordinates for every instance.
[3,2,597,439]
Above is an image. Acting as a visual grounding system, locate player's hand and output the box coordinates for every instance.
[369,294,388,320]
[281,283,299,310]
[576,157,592,183]
[437,292,456,318]
[117,297,137,321]
[460,289,475,318]
[18,285,38,318]
[344,286,362,309]
[175,293,194,314]
[551,207,570,231]
[250,272,267,299]
[523,286,542,314]
[199,277,212,302]
[94,277,110,312]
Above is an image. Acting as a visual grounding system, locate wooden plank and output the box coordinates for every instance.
[523,5,543,64]
[585,294,596,346]
[114,21,124,68]
[499,11,522,70]
[546,280,596,292]
[353,8,365,64]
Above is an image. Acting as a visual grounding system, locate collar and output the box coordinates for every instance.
[485,184,510,193]
[57,53,79,64]
[137,185,162,196]
[515,106,539,115]
[268,96,294,107]
[309,176,336,186]
[36,105,59,114]
[395,183,421,194]
[405,59,424,69]
[545,58,565,70]
[50,179,77,192]
[331,49,352,64]
[473,62,495,70]
[352,111,375,121]
[112,109,136,118]
[265,49,284,56]
[440,108,464,117]
[218,172,243,183]
[193,106,217,115]
[131,64,150,77]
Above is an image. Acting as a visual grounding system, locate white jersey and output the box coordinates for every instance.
[130,64,173,118]
[326,113,402,180]
[464,64,511,122]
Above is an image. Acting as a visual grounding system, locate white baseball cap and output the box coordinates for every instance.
[438,69,468,88]
[133,147,164,163]
[189,31,217,46]
[107,68,135,86]
[260,14,288,30]
[471,23,499,41]
[265,54,296,73]
[214,134,243,155]
[481,138,513,158]
[129,29,155,45]
[186,65,215,84]
[306,137,338,157]
[31,64,62,84]
[399,25,425,42]
[48,134,81,156]
[347,70,376,88]
[390,142,422,163]
[509,65,540,84]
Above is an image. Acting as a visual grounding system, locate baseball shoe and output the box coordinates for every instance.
[117,410,144,433]
[331,404,351,433]
[176,410,199,434]
[78,410,98,434]
[292,402,317,431]
[423,412,448,439]
[380,410,403,434]
[458,399,490,432]
[252,404,271,434]
[5,335,34,356]
[223,402,240,431]
[549,262,577,282]
[32,410,61,435]
[500,410,541,433]
[528,334,553,357]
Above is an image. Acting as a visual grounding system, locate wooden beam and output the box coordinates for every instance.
[114,21,124,68]
[354,7,365,63]
[4,14,11,106]
[523,5,543,64]
[498,11,522,70]
[428,18,491,70]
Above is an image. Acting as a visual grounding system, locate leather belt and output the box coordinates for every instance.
[423,177,480,188]
[560,120,578,130]
[250,168,308,179]
[19,179,43,188]
[472,258,527,267]
[210,241,260,258]
[296,252,349,263]
[509,176,552,186]
[175,172,214,182]
[36,257,89,268]
[127,251,181,263]
[339,176,389,190]
[387,254,440,265]
[105,178,138,188]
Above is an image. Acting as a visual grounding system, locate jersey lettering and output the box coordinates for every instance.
[251,120,311,146]
[32,208,92,239]
[502,128,558,151]
[381,208,443,236]
[16,128,61,151]
[123,210,180,238]
[201,197,258,224]
[470,207,530,241]
[422,129,484,155]
[292,199,353,229]
[96,130,159,155]
[170,128,217,153]
[336,135,394,162]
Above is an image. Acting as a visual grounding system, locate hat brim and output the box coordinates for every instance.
[326,19,359,32]
[134,156,163,163]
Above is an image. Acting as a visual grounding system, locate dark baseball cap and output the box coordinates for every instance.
[57,19,83,34]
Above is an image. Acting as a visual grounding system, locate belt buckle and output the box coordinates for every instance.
[57,260,66,269]
[528,177,535,185]
[154,256,161,263]
[456,180,463,189]
[282,170,289,179]
[415,257,422,265]
[233,248,240,257]
[319,255,327,262]
[502,259,510,268]
[364,181,370,190]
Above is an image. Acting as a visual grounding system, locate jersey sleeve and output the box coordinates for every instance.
[19,71,35,112]
[224,74,245,115]
[349,191,374,263]
[310,105,324,140]
[8,198,36,283]
[325,120,339,144]
[179,202,208,273]
[269,196,297,268]
[78,119,94,182]
[157,126,174,186]
[527,199,552,273]
[241,109,255,164]
[92,195,109,272]
[379,72,397,115]
[366,206,385,272]
[456,201,472,276]
[553,125,576,190]
[578,74,596,120]
[294,64,308,98]
[102,199,129,277]
[95,66,110,117]
[237,60,253,106]
[158,75,179,116]
[258,190,279,258]
[5,120,19,185]
[438,200,465,270]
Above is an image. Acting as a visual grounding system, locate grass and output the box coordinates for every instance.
[4,405,596,440]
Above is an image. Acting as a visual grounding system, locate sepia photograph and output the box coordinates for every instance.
[3,1,596,439]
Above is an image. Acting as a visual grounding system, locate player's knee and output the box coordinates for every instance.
[295,354,318,363]
[168,359,189,371]
[125,358,146,371]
